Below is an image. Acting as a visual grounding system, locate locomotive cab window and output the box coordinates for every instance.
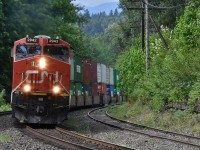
[44,46,69,62]
[16,45,41,60]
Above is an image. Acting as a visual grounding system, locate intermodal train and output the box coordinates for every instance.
[11,35,125,124]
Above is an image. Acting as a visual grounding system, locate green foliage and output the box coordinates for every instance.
[0,89,6,105]
[83,11,124,36]
[0,0,89,98]
[110,103,199,132]
[89,21,131,66]
[0,104,11,112]
[117,44,146,98]
[150,97,165,113]
[120,0,187,32]
[0,135,11,142]
[80,11,127,66]
[117,0,200,112]
[0,89,11,112]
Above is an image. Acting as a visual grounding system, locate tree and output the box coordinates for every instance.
[117,0,200,112]
[109,10,113,16]
[114,8,119,16]
[84,9,91,19]
[0,0,88,100]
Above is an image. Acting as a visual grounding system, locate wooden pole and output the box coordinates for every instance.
[145,0,150,78]
[141,1,145,50]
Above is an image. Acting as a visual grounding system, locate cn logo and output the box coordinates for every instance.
[25,70,59,84]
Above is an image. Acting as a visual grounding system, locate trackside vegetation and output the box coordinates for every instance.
[117,0,200,112]
[108,103,200,134]
[0,89,11,112]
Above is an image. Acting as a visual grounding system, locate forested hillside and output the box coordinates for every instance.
[0,0,89,101]
[83,9,123,36]
[81,9,126,65]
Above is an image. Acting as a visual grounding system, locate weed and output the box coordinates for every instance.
[0,135,11,142]
[0,104,11,112]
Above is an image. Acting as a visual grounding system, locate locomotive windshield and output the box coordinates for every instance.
[44,46,69,62]
[16,45,41,60]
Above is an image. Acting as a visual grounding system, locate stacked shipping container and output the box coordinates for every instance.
[82,60,97,96]
[70,56,83,96]
[70,53,120,97]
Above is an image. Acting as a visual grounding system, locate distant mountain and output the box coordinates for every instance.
[85,2,121,15]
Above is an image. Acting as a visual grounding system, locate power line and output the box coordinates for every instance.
[142,0,185,9]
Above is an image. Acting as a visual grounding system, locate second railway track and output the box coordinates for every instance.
[88,107,200,149]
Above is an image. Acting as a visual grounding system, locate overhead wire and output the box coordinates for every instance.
[141,0,185,9]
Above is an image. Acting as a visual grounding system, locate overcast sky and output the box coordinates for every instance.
[73,0,119,7]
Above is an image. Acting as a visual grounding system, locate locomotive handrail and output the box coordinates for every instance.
[58,79,71,109]
[58,75,70,95]
[11,74,29,103]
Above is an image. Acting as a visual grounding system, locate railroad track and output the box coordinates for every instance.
[88,107,200,149]
[0,111,12,116]
[25,125,92,150]
[26,125,132,150]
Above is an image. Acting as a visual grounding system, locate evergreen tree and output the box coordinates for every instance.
[84,9,91,19]
[114,8,119,16]
[109,10,113,16]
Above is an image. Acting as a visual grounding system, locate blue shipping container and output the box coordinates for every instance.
[107,85,114,97]
[83,84,91,96]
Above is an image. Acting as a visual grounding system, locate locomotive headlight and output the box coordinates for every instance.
[24,84,31,92]
[39,58,46,69]
[53,86,60,94]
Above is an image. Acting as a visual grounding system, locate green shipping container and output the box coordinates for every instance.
[71,56,82,82]
[114,69,119,86]
[75,83,82,96]
[70,82,82,96]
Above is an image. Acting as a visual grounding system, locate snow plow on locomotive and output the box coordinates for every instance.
[11,35,71,124]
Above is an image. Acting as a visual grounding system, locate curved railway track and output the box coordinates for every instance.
[25,125,132,150]
[88,107,200,149]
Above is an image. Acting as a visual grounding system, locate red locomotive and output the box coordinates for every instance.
[11,35,70,124]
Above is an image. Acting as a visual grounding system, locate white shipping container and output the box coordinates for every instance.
[97,63,101,83]
[109,67,114,85]
[106,66,110,84]
[101,64,107,83]
[70,58,74,80]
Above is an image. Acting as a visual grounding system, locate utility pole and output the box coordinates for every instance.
[145,0,150,78]
[141,1,145,50]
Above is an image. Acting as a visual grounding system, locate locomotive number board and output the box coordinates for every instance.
[26,38,39,43]
[48,39,60,44]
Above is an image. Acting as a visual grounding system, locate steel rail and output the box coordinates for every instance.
[106,110,200,140]
[25,126,92,150]
[88,107,200,148]
[56,126,132,150]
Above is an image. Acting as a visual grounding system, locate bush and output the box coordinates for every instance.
[0,89,6,106]
[117,1,200,112]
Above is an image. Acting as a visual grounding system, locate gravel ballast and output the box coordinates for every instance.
[62,108,200,150]
[0,108,199,150]
[0,115,64,150]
